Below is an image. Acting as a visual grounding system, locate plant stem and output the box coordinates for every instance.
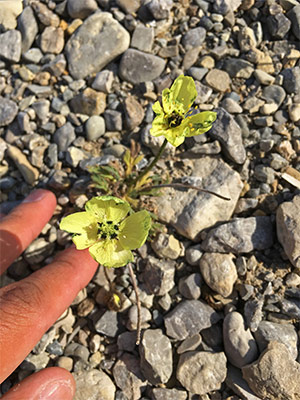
[131,138,168,187]
[128,263,141,345]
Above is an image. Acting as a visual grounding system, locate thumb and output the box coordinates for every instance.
[2,367,75,400]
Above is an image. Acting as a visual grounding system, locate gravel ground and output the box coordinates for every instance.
[0,0,300,399]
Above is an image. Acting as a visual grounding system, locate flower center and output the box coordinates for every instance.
[97,220,119,240]
[168,112,183,128]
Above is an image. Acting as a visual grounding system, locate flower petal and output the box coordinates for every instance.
[184,111,217,137]
[89,239,133,268]
[163,75,197,115]
[152,101,164,115]
[72,232,98,250]
[119,210,151,250]
[86,196,131,223]
[60,212,98,234]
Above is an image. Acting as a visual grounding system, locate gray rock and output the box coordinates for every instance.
[238,27,257,52]
[67,0,98,19]
[151,233,183,260]
[182,27,206,50]
[261,85,286,106]
[113,353,146,400]
[116,0,141,13]
[92,70,114,93]
[39,26,64,54]
[253,69,275,85]
[7,145,39,185]
[0,0,22,30]
[199,253,237,297]
[151,388,187,400]
[18,6,39,53]
[208,107,246,164]
[23,48,43,64]
[281,67,300,94]
[223,312,258,368]
[287,5,300,39]
[66,146,86,168]
[53,122,76,152]
[141,256,175,296]
[73,369,116,400]
[224,58,254,79]
[205,69,231,92]
[140,329,173,384]
[254,164,275,183]
[131,24,154,53]
[280,298,300,319]
[155,157,243,240]
[85,115,105,141]
[43,54,67,77]
[32,99,50,123]
[244,298,264,332]
[65,12,130,79]
[178,273,202,300]
[221,97,243,114]
[0,97,18,127]
[195,81,212,103]
[24,238,54,264]
[202,217,274,254]
[188,67,208,81]
[65,343,89,362]
[185,244,203,266]
[177,351,227,395]
[270,153,289,170]
[226,365,263,400]
[254,321,298,360]
[103,110,122,131]
[127,305,152,331]
[119,49,166,84]
[32,2,60,27]
[213,0,242,14]
[164,300,221,340]
[267,13,291,39]
[177,334,202,355]
[94,310,120,337]
[242,342,300,400]
[146,0,173,20]
[277,194,300,269]
[0,30,21,62]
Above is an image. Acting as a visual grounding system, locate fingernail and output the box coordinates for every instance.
[23,189,47,203]
[36,379,74,400]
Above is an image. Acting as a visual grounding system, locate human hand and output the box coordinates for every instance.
[0,189,98,399]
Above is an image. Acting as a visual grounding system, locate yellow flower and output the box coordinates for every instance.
[150,75,217,147]
[60,196,151,268]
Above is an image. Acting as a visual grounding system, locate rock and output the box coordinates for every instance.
[7,145,39,185]
[103,110,122,131]
[146,0,173,20]
[223,312,258,368]
[199,253,237,297]
[140,329,173,384]
[213,0,242,14]
[0,0,23,30]
[224,58,254,79]
[254,164,275,183]
[0,97,18,126]
[221,98,243,114]
[32,2,60,27]
[276,194,300,269]
[287,5,300,39]
[244,298,264,332]
[205,69,231,92]
[70,88,106,116]
[113,353,146,400]
[226,365,263,400]
[238,27,257,52]
[66,146,86,168]
[178,273,202,300]
[261,85,286,106]
[123,96,145,130]
[194,81,212,103]
[254,321,298,360]
[151,388,187,400]
[209,107,246,164]
[57,356,73,371]
[116,0,141,13]
[201,217,274,254]
[151,233,183,260]
[182,27,206,50]
[288,103,300,122]
[141,256,175,296]
[24,238,54,264]
[53,122,76,152]
[242,342,300,400]
[43,54,67,77]
[155,157,243,240]
[85,115,105,141]
[73,369,116,400]
[18,6,39,53]
[281,67,300,94]
[39,26,64,54]
[177,351,227,395]
[164,299,220,340]
[177,334,202,354]
[253,70,275,85]
[127,305,152,331]
[67,0,98,19]
[185,244,203,266]
[131,24,154,53]
[94,310,120,337]
[267,13,291,39]
[0,30,21,62]
[92,70,114,93]
[65,343,89,362]
[65,12,130,79]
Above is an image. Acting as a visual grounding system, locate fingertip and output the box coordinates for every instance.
[2,367,75,400]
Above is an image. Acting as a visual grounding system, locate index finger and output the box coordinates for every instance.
[0,189,57,274]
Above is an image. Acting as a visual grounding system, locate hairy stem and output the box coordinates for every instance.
[128,263,141,345]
